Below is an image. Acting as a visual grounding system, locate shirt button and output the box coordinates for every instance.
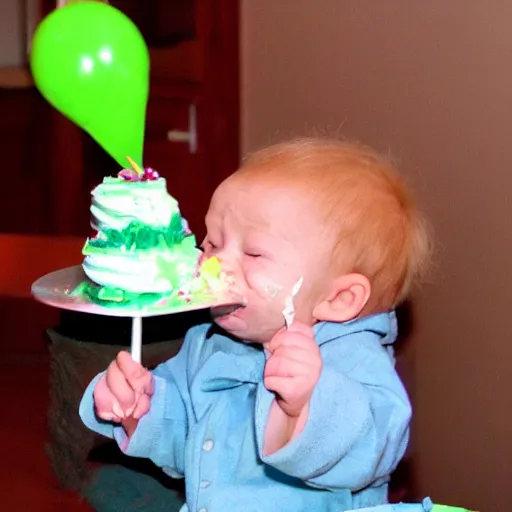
[202,439,214,452]
[198,508,207,512]
[199,480,210,489]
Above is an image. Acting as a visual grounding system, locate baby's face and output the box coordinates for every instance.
[202,175,334,345]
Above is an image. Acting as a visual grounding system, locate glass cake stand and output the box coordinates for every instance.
[32,265,243,362]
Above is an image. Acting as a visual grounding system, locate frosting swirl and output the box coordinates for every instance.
[90,176,179,231]
[82,175,200,294]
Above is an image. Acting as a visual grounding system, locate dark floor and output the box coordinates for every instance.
[0,300,203,512]
[0,354,92,511]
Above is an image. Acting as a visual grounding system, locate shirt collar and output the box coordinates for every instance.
[314,310,398,347]
[200,311,397,392]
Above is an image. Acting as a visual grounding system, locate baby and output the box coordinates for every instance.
[80,137,431,512]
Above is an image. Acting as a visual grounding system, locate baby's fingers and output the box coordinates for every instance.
[106,358,137,413]
[116,351,154,396]
[93,375,123,422]
[132,393,151,420]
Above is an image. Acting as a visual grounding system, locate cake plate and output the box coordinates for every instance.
[32,265,243,363]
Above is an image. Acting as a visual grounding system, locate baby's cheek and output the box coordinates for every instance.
[246,268,284,302]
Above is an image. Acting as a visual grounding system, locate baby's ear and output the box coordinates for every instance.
[312,274,371,323]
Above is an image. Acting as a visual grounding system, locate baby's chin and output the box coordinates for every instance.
[211,304,248,335]
[212,312,244,330]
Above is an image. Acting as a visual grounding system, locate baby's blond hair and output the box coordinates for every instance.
[238,137,432,311]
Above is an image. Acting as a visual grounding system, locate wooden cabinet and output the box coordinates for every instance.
[0,0,239,240]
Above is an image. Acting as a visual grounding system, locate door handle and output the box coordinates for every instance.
[166,104,197,154]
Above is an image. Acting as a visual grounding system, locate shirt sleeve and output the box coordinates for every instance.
[254,331,412,491]
[78,329,199,479]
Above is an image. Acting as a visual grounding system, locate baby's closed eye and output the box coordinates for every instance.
[244,250,262,258]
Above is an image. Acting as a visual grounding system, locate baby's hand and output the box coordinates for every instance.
[93,351,154,425]
[264,323,322,418]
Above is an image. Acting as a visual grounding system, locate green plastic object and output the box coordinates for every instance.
[30,1,149,169]
[432,506,476,512]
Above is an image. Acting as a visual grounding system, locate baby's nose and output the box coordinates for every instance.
[199,254,243,301]
[199,253,235,280]
[211,249,237,274]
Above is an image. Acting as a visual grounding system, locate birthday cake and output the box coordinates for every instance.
[79,166,220,308]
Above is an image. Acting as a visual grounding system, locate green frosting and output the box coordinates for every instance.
[73,280,182,308]
[84,213,188,254]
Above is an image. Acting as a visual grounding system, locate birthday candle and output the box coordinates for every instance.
[126,156,143,177]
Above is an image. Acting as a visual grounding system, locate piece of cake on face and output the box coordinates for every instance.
[81,167,212,306]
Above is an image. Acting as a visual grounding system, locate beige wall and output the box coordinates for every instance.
[0,1,40,66]
[0,1,26,66]
[242,2,511,511]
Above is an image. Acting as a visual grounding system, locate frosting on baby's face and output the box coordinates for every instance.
[202,175,336,345]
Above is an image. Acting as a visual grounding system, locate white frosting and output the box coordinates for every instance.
[83,254,170,293]
[83,252,198,294]
[90,176,179,231]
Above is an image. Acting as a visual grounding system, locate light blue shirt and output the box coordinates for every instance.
[80,311,411,512]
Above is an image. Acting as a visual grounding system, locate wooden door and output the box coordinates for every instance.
[100,0,240,239]
[2,0,239,239]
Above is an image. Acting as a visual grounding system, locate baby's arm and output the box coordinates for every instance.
[255,331,411,491]
[262,323,322,455]
[79,332,197,478]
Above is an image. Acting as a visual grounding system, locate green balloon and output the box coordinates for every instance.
[30,2,149,169]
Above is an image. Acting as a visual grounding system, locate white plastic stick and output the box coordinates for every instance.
[131,316,142,364]
[282,276,303,328]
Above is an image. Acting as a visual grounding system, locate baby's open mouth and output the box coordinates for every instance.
[211,303,245,318]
